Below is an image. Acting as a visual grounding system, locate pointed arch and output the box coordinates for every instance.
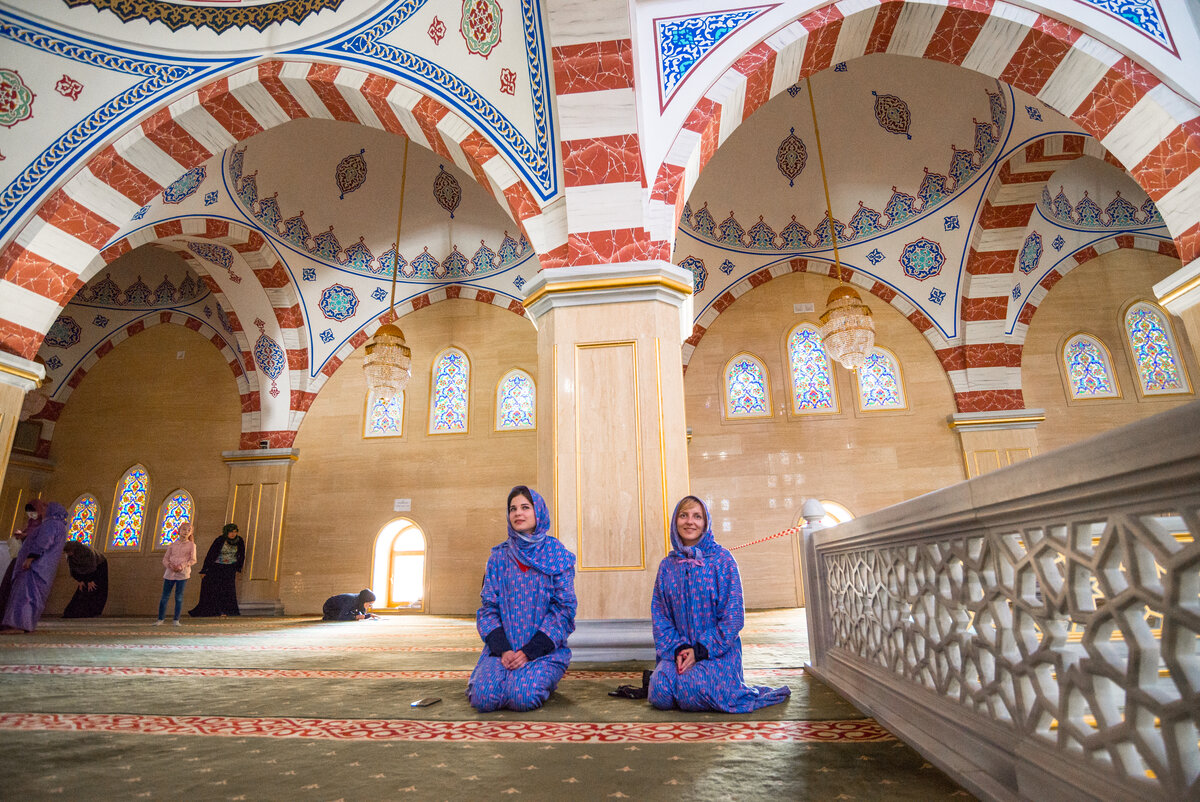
[107,464,150,551]
[371,518,428,611]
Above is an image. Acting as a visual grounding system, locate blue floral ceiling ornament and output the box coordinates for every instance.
[163,166,206,204]
[1076,0,1175,53]
[253,333,287,398]
[433,165,462,218]
[319,284,359,321]
[900,237,945,281]
[678,255,707,293]
[776,127,807,187]
[45,316,81,349]
[655,6,773,109]
[872,91,912,140]
[335,149,367,199]
[1018,231,1043,275]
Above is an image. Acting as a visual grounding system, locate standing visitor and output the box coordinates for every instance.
[467,486,576,712]
[648,495,791,712]
[188,523,244,617]
[0,500,69,634]
[61,540,108,618]
[157,522,197,625]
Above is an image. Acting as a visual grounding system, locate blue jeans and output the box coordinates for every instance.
[158,579,187,621]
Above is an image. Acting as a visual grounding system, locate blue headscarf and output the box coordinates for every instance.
[668,495,715,565]
[505,486,571,575]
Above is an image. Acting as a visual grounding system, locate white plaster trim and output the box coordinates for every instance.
[0,280,62,335]
[112,129,186,188]
[168,94,236,154]
[523,260,692,318]
[1102,84,1197,169]
[564,183,644,233]
[831,0,878,64]
[62,168,139,226]
[557,89,636,140]
[228,68,291,130]
[961,3,1039,78]
[1037,36,1120,117]
[977,228,1026,251]
[887,0,946,58]
[0,350,46,392]
[15,218,95,273]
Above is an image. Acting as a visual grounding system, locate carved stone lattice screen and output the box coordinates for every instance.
[804,402,1200,801]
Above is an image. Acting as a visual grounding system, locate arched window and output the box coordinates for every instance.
[723,353,772,419]
[1062,333,1120,399]
[108,464,149,550]
[428,347,470,434]
[1124,301,1191,396]
[818,500,854,528]
[371,519,427,611]
[66,494,99,546]
[855,347,907,411]
[364,390,405,438]
[787,324,838,414]
[156,488,195,548]
[495,369,536,431]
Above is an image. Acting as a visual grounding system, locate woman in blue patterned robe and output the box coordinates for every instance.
[649,495,791,713]
[468,486,576,712]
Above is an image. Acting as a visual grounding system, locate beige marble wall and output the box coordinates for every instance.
[684,271,966,609]
[1022,248,1198,455]
[38,324,243,616]
[282,299,538,615]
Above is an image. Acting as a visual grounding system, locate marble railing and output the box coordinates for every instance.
[803,401,1200,801]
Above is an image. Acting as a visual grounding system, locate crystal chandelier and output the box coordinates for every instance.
[807,79,875,371]
[364,138,413,399]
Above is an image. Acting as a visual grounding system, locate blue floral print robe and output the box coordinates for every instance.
[468,487,576,712]
[649,496,791,713]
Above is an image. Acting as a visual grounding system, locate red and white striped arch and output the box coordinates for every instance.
[0,59,557,362]
[30,312,246,459]
[650,0,1200,411]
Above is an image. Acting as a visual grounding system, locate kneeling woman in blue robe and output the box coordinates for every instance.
[468,486,576,713]
[649,495,791,713]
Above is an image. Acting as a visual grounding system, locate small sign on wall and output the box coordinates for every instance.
[394,498,411,512]
[794,303,815,313]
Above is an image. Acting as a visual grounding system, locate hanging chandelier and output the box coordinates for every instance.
[807,79,875,371]
[363,137,413,399]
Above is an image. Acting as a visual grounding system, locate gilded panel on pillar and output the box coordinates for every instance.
[574,342,645,570]
[249,481,284,582]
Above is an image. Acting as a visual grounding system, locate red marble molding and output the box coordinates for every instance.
[1158,239,1179,258]
[348,330,369,349]
[100,240,131,264]
[507,299,526,317]
[411,97,453,161]
[565,229,661,266]
[552,40,633,94]
[291,390,317,412]
[1131,119,1200,202]
[304,64,358,124]
[964,342,1021,368]
[954,388,1024,412]
[239,430,297,449]
[685,323,706,347]
[32,398,64,424]
[502,180,541,225]
[1060,134,1086,155]
[789,258,807,272]
[95,340,114,359]
[865,0,906,55]
[361,76,404,133]
[966,249,1017,274]
[411,293,432,311]
[275,305,304,329]
[651,162,684,204]
[183,318,203,332]
[869,281,897,303]
[84,148,161,209]
[1071,245,1099,264]
[562,134,643,187]
[978,201,1035,229]
[241,352,255,373]
[1016,302,1038,326]
[1175,221,1200,267]
[747,267,773,288]
[4,251,83,307]
[1104,151,1126,171]
[1039,269,1063,291]
[256,62,311,122]
[475,289,495,304]
[935,345,966,373]
[153,220,185,238]
[996,162,1054,184]
[998,22,1076,97]
[141,108,214,171]
[713,291,736,313]
[1070,57,1158,140]
[444,285,462,299]
[240,392,260,413]
[736,43,777,122]
[251,263,290,288]
[458,131,502,202]
[923,3,990,66]
[197,79,266,142]
[286,349,307,369]
[799,9,843,76]
[319,354,341,378]
[125,320,146,338]
[537,243,568,269]
[66,367,87,389]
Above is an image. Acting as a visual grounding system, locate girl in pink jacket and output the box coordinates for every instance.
[156,522,197,626]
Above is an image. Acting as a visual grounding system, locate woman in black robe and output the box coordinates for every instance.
[188,523,245,617]
[61,540,108,618]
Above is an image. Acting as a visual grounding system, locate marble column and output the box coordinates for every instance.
[0,352,46,502]
[1157,265,1200,365]
[524,261,693,628]
[221,448,297,615]
[947,409,1045,478]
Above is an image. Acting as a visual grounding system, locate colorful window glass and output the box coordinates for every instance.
[724,353,772,418]
[67,494,98,546]
[495,369,535,430]
[1063,334,1119,399]
[787,324,838,414]
[856,347,906,411]
[157,489,194,548]
[109,465,149,550]
[429,348,470,433]
[365,391,405,438]
[1125,302,1190,395]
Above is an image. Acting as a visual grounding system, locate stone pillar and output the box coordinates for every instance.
[221,448,297,615]
[524,261,693,622]
[947,410,1045,479]
[0,353,46,501]
[1157,265,1200,365]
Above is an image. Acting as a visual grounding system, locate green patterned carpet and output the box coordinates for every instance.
[0,610,971,800]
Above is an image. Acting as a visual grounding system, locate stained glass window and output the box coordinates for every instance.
[724,353,772,419]
[787,324,838,414]
[365,391,405,438]
[109,465,149,550]
[67,494,98,546]
[856,347,906,411]
[496,369,535,431]
[1063,334,1119,399]
[429,348,470,433]
[1125,302,1190,396]
[157,489,194,548]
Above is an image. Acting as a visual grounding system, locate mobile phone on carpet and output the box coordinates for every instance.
[410,697,441,707]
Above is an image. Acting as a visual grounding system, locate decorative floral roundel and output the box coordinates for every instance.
[336,149,367,199]
[319,284,359,321]
[433,165,462,218]
[461,0,502,58]
[0,69,35,128]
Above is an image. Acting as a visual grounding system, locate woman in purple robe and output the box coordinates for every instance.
[649,495,791,712]
[468,486,576,712]
[0,499,68,634]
